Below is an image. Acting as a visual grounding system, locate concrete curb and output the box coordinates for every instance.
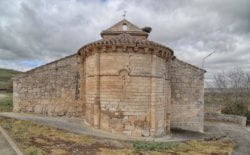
[0,126,23,155]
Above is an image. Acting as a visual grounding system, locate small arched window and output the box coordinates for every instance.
[122,23,128,31]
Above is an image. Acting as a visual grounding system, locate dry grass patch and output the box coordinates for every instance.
[0,118,102,155]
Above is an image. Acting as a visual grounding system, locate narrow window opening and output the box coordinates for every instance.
[123,24,128,31]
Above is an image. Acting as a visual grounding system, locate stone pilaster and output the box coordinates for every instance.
[93,51,101,128]
[150,55,157,136]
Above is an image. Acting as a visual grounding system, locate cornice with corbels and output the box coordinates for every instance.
[77,33,174,61]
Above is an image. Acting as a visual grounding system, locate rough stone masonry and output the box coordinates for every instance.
[13,19,205,137]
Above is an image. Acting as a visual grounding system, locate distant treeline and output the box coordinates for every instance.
[205,67,250,122]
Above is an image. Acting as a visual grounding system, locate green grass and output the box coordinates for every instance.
[0,93,13,112]
[132,141,180,151]
[0,68,20,91]
[102,140,234,155]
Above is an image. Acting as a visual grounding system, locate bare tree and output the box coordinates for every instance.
[212,67,250,106]
[211,67,250,116]
[214,71,227,90]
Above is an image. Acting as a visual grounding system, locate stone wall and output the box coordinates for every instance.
[82,52,171,137]
[13,54,83,117]
[170,59,204,132]
[205,113,247,127]
[13,53,205,136]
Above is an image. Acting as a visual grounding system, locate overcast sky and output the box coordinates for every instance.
[0,0,249,84]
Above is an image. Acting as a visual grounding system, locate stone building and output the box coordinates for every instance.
[13,19,205,137]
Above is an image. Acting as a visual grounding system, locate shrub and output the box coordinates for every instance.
[222,103,250,121]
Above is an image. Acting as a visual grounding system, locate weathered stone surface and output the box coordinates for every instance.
[80,51,171,136]
[170,59,204,133]
[13,54,83,118]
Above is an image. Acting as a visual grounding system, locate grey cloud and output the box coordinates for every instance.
[0,0,249,84]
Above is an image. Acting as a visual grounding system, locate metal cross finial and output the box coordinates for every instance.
[122,10,127,19]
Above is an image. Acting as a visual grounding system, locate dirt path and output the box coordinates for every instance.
[0,132,16,155]
[0,112,208,142]
[205,121,250,155]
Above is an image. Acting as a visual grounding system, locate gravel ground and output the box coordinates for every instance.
[205,121,250,155]
[0,132,16,155]
[0,112,249,154]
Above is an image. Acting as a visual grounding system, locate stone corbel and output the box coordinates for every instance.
[122,45,127,52]
[134,46,139,52]
[144,47,149,54]
[111,45,116,52]
[101,46,107,53]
